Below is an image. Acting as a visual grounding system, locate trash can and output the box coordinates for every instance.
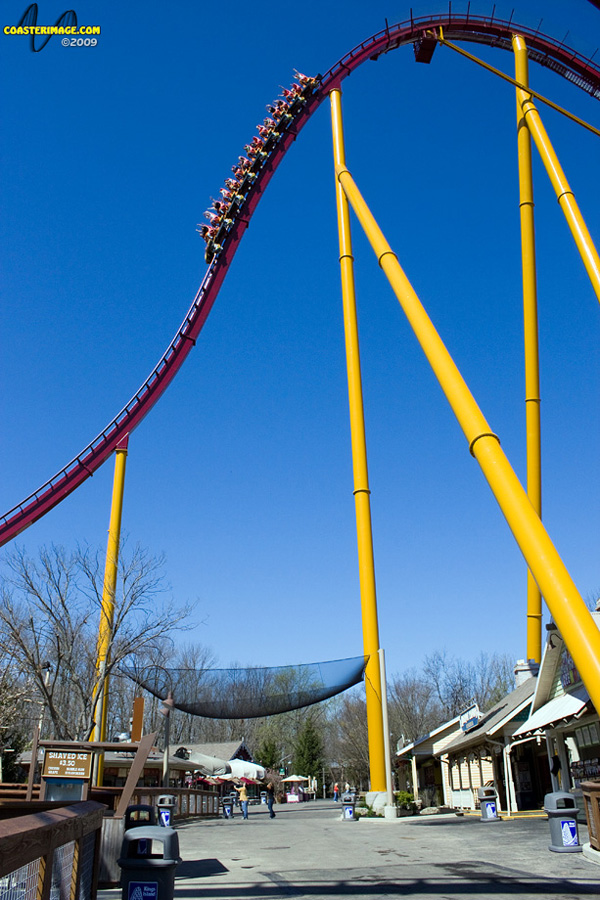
[342,791,357,822]
[260,791,267,805]
[118,825,181,900]
[156,795,177,827]
[544,791,582,853]
[125,805,157,830]
[222,796,234,819]
[477,787,500,822]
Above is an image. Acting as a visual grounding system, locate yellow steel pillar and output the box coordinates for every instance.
[330,88,386,792]
[334,164,600,716]
[513,34,542,664]
[515,81,600,304]
[92,435,129,784]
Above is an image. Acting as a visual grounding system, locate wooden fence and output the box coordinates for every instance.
[90,786,219,819]
[0,801,104,900]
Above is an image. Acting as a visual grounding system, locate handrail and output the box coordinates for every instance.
[0,800,104,877]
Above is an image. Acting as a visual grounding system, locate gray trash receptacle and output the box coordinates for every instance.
[260,791,267,805]
[341,791,357,822]
[118,825,181,900]
[544,791,582,853]
[477,787,500,822]
[156,795,176,827]
[125,805,156,830]
[222,796,234,819]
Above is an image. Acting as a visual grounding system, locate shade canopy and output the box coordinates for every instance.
[190,752,232,776]
[123,656,367,718]
[228,758,266,780]
[282,774,308,782]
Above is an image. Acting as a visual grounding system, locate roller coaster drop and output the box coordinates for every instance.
[6,11,600,792]
[4,11,600,547]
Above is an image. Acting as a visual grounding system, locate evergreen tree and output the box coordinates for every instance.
[255,736,279,770]
[293,714,323,782]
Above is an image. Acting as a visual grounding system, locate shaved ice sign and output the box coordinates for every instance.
[42,751,92,779]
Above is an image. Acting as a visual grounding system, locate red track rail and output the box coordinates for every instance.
[3,12,600,546]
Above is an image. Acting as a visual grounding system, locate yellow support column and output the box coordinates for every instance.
[92,435,129,784]
[515,81,600,304]
[334,164,600,716]
[330,89,386,792]
[513,35,542,664]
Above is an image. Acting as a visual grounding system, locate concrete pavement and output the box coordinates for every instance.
[101,799,600,900]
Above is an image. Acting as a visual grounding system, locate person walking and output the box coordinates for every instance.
[266,782,276,819]
[235,783,249,819]
[333,782,339,802]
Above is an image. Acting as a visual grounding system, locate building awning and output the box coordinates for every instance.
[512,690,588,737]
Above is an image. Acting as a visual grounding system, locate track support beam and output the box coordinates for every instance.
[334,163,600,720]
[330,89,386,793]
[513,35,542,665]
[92,435,129,785]
[515,79,600,305]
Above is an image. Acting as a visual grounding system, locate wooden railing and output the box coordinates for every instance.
[90,786,219,819]
[0,801,104,900]
[581,781,600,852]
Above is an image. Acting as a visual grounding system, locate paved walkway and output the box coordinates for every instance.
[101,800,600,900]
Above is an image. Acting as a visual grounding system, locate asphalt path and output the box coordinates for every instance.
[101,799,600,900]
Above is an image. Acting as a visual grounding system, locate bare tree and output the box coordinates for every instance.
[326,690,370,789]
[423,649,514,718]
[387,668,442,744]
[0,543,194,740]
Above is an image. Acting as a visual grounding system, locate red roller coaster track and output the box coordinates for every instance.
[3,11,600,547]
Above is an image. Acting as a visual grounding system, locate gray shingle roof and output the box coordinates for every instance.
[177,741,251,762]
[437,677,536,756]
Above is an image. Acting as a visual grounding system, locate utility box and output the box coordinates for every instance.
[477,787,500,822]
[156,795,176,827]
[544,791,582,853]
[118,825,181,900]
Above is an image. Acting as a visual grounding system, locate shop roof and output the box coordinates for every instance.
[396,716,461,759]
[176,740,252,762]
[438,677,536,756]
[512,686,589,737]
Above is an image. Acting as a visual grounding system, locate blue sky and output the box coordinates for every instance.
[1,0,599,679]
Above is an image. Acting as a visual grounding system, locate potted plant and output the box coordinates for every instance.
[395,790,417,816]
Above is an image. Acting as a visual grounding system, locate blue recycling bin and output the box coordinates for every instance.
[544,791,582,853]
[156,795,176,827]
[342,791,357,822]
[477,787,500,822]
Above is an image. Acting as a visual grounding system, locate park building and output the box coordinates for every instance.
[510,608,600,812]
[396,661,540,813]
[397,612,600,816]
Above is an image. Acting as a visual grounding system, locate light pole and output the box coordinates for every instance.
[26,663,52,799]
[159,692,174,788]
